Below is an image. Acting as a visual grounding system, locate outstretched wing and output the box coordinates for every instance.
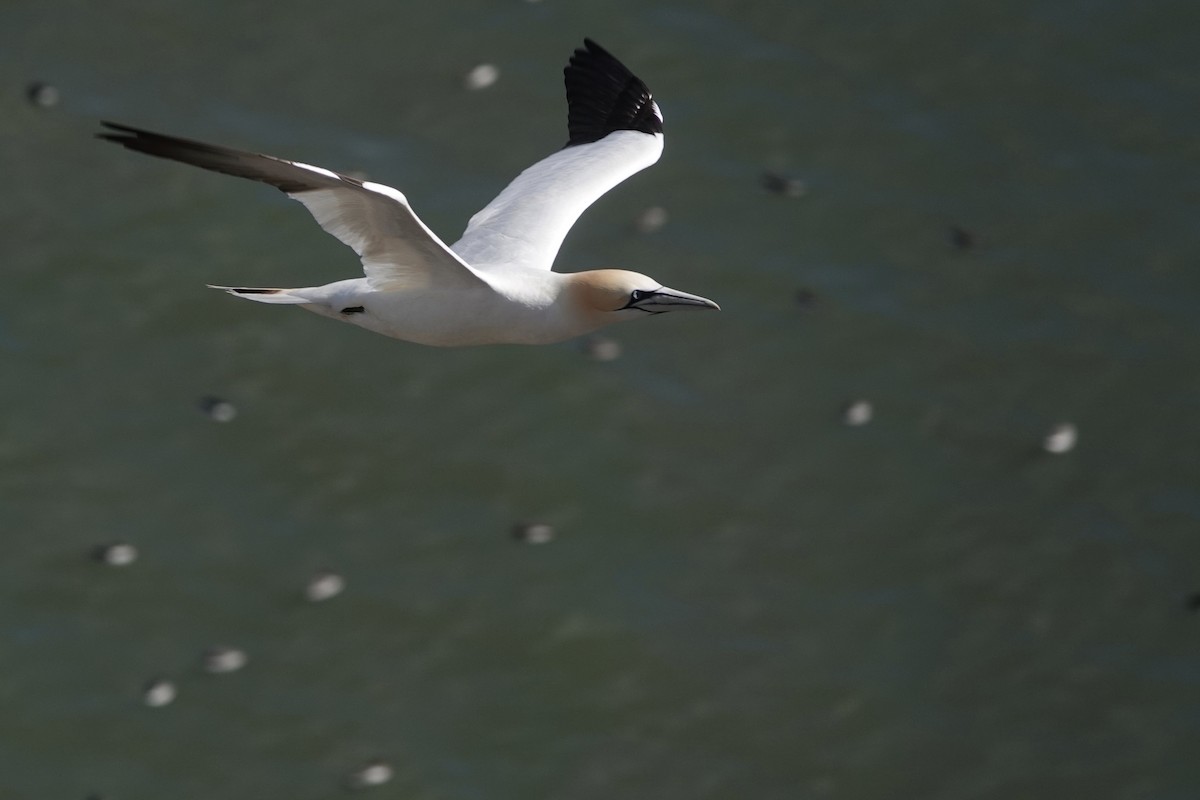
[450,39,664,272]
[98,122,485,291]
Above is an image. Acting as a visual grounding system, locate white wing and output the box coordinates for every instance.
[451,130,662,271]
[99,122,485,292]
[451,39,665,272]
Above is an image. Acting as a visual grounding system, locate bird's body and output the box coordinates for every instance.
[286,270,596,347]
[100,40,718,346]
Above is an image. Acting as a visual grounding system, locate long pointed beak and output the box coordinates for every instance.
[629,286,720,314]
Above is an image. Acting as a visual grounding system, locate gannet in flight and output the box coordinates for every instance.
[99,39,718,347]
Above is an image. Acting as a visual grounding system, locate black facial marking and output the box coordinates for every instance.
[340,306,365,315]
[620,288,659,312]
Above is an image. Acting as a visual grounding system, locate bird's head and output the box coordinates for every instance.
[567,269,719,322]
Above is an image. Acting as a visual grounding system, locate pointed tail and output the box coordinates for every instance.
[207,285,312,304]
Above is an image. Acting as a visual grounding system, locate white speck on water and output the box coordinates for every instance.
[27,81,59,108]
[512,521,555,544]
[94,542,138,566]
[634,205,668,234]
[305,571,346,602]
[584,336,622,362]
[202,646,248,674]
[1043,422,1077,454]
[842,400,873,427]
[199,396,237,422]
[347,761,394,789]
[142,679,177,707]
[464,63,500,91]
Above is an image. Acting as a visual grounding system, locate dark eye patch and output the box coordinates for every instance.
[619,288,662,312]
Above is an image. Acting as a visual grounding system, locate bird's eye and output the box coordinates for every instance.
[620,288,660,311]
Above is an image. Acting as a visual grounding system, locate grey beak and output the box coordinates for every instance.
[627,286,720,314]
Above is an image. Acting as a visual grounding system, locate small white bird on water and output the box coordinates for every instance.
[99,39,718,347]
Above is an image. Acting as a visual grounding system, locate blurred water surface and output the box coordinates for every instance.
[2,1,1199,798]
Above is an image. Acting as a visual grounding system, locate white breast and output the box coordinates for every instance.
[345,270,592,347]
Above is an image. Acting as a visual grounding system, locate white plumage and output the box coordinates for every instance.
[99,39,717,347]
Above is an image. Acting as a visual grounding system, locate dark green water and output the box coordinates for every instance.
[3,1,1199,797]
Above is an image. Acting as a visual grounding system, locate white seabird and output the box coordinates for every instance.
[99,39,718,347]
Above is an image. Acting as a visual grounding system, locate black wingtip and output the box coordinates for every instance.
[96,121,134,144]
[564,39,662,147]
[94,120,332,194]
[95,121,182,157]
[96,121,212,154]
[96,120,143,143]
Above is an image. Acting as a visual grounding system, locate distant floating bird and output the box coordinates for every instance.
[583,334,622,362]
[948,224,976,251]
[793,287,818,309]
[346,760,394,790]
[842,399,873,427]
[201,645,248,674]
[761,170,806,198]
[142,678,177,708]
[92,541,138,566]
[304,570,346,602]
[511,520,556,544]
[198,394,237,422]
[1042,422,1077,454]
[26,81,60,108]
[633,204,668,234]
[98,39,718,347]
[462,62,500,91]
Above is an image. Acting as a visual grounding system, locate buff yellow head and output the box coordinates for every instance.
[567,269,720,320]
